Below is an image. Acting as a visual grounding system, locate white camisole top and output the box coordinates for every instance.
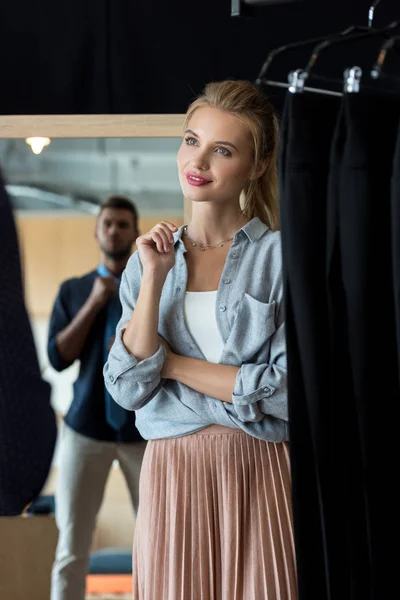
[183,291,224,364]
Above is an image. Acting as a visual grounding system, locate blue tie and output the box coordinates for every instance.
[97,265,128,430]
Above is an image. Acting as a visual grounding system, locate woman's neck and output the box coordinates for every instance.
[187,204,249,246]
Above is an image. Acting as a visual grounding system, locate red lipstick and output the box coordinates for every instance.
[186,172,211,186]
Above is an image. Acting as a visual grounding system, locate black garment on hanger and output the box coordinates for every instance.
[335,93,400,599]
[279,92,343,600]
[391,121,400,378]
[0,169,57,515]
[326,102,372,600]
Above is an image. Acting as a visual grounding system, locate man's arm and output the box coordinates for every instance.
[52,276,117,366]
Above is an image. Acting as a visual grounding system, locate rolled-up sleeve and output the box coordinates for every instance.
[232,297,288,423]
[103,252,167,410]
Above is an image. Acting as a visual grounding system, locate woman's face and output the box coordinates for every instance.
[177,106,254,206]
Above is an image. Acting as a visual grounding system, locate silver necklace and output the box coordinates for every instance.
[183,226,233,251]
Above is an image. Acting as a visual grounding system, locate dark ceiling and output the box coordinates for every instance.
[0,0,398,115]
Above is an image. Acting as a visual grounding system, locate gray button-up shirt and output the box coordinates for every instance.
[104,217,288,442]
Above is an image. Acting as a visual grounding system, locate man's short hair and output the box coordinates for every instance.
[99,195,139,229]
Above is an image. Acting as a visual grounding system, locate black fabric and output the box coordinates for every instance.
[48,272,144,443]
[326,102,372,599]
[281,90,400,600]
[391,122,400,380]
[0,0,394,115]
[279,93,344,599]
[336,94,400,598]
[27,494,55,515]
[0,170,57,516]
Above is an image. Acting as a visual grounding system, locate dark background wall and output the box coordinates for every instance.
[0,0,398,115]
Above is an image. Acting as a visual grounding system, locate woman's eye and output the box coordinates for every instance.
[185,137,197,146]
[216,147,231,157]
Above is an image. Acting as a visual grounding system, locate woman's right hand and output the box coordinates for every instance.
[136,221,178,279]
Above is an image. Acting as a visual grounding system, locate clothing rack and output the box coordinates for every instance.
[256,77,343,97]
[279,48,400,600]
[257,65,362,97]
[256,1,399,99]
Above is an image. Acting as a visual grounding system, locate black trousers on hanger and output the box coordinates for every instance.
[391,122,400,377]
[333,93,400,599]
[326,102,372,600]
[279,93,345,600]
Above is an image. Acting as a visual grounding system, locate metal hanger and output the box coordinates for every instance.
[291,5,399,94]
[371,34,400,80]
[257,65,361,98]
[343,66,363,93]
[255,1,394,99]
[256,1,398,97]
[303,20,399,79]
[368,0,383,28]
[286,66,362,96]
[255,26,378,88]
[256,0,388,84]
[255,27,373,97]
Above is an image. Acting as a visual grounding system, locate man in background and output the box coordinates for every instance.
[0,168,56,516]
[48,196,145,600]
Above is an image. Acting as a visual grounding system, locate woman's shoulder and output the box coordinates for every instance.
[252,226,282,263]
[242,217,281,247]
[119,251,143,299]
[124,249,142,277]
[263,227,281,245]
[240,227,283,290]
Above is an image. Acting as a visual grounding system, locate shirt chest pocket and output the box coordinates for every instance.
[226,293,277,362]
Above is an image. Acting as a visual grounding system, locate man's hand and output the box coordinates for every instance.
[89,276,117,309]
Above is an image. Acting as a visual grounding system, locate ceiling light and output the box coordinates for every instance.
[25,137,51,155]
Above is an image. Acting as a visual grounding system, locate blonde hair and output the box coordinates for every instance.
[185,80,280,230]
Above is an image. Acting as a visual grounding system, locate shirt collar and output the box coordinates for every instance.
[173,226,185,245]
[97,264,121,283]
[173,217,269,247]
[239,217,269,242]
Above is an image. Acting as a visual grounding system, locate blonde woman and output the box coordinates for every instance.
[105,80,297,599]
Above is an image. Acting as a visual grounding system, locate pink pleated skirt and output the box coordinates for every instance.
[132,425,298,600]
